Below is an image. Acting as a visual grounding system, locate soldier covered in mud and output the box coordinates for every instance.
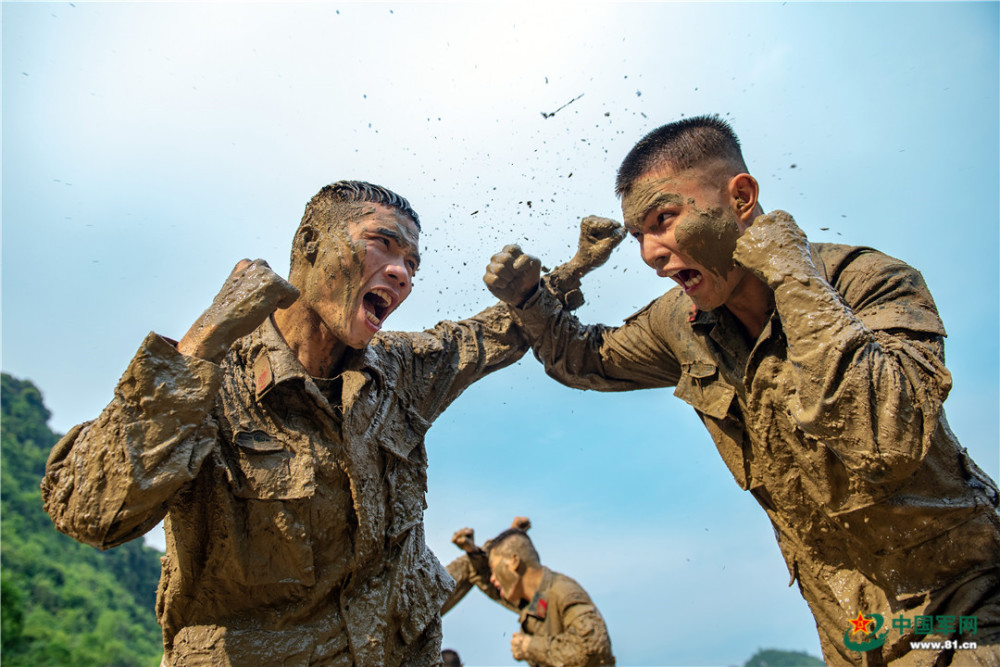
[441,516,533,616]
[40,181,616,666]
[484,116,1000,666]
[444,520,614,667]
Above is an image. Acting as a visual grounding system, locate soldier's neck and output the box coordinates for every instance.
[273,302,349,378]
[724,273,774,341]
[519,565,545,603]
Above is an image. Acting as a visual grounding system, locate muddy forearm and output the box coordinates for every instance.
[402,302,530,424]
[774,276,949,480]
[441,555,477,615]
[41,333,222,548]
[513,285,678,392]
[543,262,589,311]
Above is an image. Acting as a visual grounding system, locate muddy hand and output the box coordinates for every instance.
[510,633,531,660]
[570,215,626,274]
[510,516,531,531]
[484,245,542,307]
[452,527,478,553]
[178,259,300,362]
[733,210,817,289]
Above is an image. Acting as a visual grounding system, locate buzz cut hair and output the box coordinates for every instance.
[303,180,421,231]
[290,180,420,272]
[615,114,749,199]
[486,528,541,566]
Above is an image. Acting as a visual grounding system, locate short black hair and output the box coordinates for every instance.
[485,528,540,566]
[615,115,748,199]
[290,180,420,273]
[306,180,420,230]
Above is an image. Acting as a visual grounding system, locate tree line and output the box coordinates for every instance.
[1,373,163,666]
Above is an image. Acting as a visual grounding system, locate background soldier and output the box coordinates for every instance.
[444,519,615,667]
[442,516,533,615]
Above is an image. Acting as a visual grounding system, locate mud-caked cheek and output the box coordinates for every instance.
[674,208,741,279]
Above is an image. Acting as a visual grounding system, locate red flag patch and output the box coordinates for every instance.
[254,356,274,396]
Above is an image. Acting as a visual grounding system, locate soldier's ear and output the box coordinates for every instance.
[728,173,759,224]
[296,225,319,265]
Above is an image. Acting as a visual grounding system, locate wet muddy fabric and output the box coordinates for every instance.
[443,555,614,666]
[517,567,615,667]
[42,305,528,666]
[513,243,1000,666]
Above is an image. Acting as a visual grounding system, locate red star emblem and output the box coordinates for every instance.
[849,612,874,635]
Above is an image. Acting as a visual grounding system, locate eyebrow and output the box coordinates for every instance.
[626,193,683,231]
[373,226,421,268]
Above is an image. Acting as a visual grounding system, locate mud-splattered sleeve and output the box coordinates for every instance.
[511,283,681,392]
[390,302,532,424]
[41,332,222,549]
[774,248,950,484]
[525,599,614,667]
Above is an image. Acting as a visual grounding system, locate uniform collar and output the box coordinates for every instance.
[520,567,554,622]
[251,316,385,402]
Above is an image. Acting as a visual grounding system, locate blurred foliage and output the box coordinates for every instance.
[1,373,163,666]
[745,647,825,667]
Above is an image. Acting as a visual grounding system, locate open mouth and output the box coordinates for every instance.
[673,268,703,292]
[362,287,394,328]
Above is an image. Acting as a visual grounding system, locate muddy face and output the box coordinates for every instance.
[489,552,521,603]
[298,204,419,349]
[674,204,740,279]
[622,165,747,312]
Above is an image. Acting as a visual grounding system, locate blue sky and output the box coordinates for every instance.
[3,2,998,665]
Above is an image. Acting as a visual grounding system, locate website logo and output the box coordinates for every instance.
[843,612,889,652]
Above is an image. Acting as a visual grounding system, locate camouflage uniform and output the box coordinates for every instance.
[513,243,1000,666]
[42,307,527,666]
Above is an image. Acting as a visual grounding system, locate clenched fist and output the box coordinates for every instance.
[451,527,478,553]
[544,215,628,310]
[733,210,818,289]
[572,215,627,272]
[178,259,299,362]
[484,245,542,307]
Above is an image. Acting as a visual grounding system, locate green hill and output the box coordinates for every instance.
[745,647,825,667]
[1,373,164,666]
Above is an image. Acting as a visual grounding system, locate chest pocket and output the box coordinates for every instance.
[673,362,736,420]
[230,430,316,500]
[224,430,317,586]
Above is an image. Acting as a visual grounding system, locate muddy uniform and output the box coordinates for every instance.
[444,553,613,667]
[42,307,527,666]
[514,243,1000,667]
[517,567,615,667]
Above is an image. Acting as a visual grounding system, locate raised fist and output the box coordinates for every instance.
[177,259,299,362]
[451,527,478,553]
[572,215,627,273]
[484,245,542,307]
[733,210,816,288]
